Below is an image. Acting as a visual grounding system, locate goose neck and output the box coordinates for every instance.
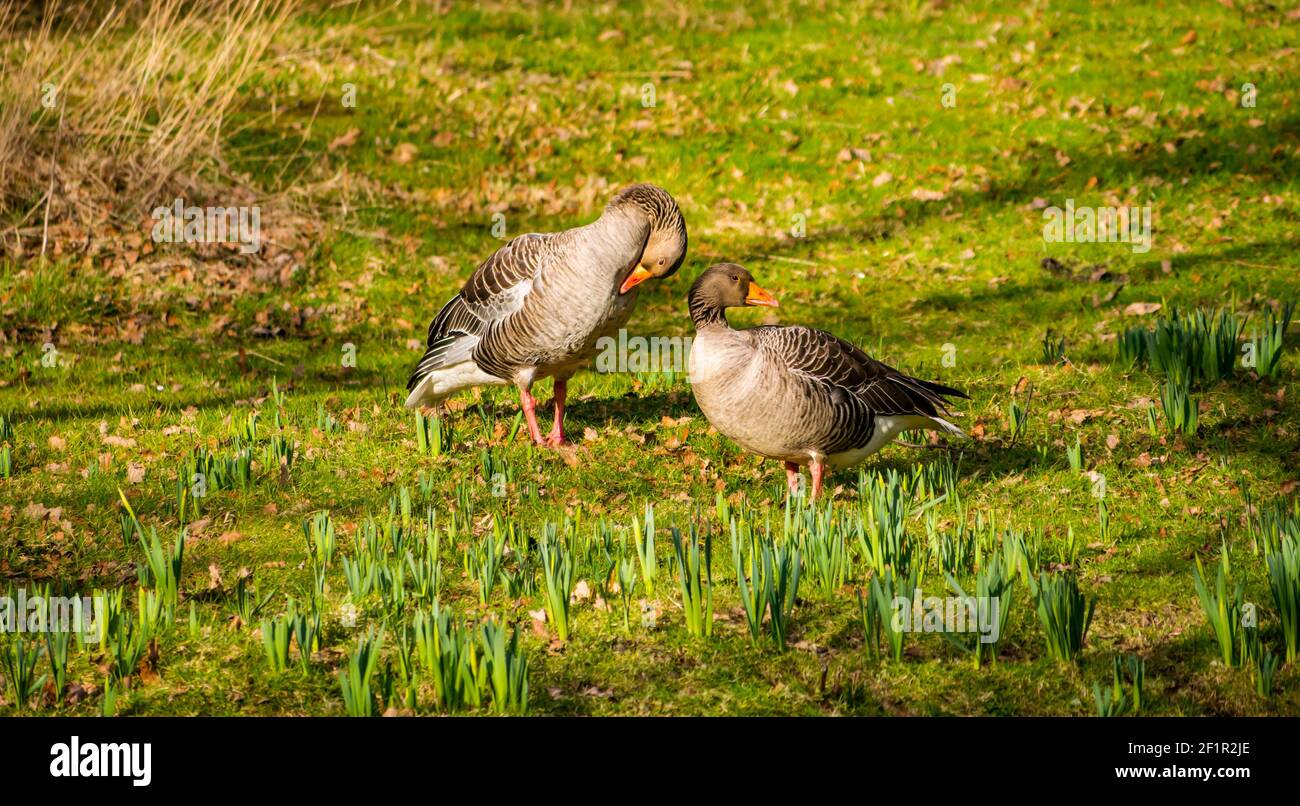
[689,299,730,331]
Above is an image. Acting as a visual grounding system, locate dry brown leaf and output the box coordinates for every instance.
[1124,302,1162,316]
[391,142,418,164]
[556,445,580,468]
[328,128,361,151]
[528,608,548,638]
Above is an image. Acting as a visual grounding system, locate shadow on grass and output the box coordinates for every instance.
[731,109,1300,262]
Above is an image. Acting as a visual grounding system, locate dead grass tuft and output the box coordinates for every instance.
[0,0,298,257]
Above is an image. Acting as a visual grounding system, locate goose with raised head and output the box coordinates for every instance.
[687,263,968,499]
[405,184,687,446]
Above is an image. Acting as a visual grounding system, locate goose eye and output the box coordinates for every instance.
[657,258,666,266]
[730,275,739,282]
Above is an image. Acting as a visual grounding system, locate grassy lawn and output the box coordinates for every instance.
[1,0,1299,716]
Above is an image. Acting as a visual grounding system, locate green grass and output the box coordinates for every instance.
[1,0,1299,715]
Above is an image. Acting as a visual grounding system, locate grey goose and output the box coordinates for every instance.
[687,264,968,499]
[406,184,687,446]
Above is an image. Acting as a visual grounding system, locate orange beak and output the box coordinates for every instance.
[745,282,779,307]
[619,266,654,294]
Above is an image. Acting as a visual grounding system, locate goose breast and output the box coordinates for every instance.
[690,329,852,463]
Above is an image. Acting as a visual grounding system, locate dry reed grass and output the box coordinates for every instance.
[0,0,298,254]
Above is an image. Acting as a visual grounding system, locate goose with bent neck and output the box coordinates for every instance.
[405,183,688,447]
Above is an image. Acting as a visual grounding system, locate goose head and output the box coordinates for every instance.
[688,263,778,326]
[609,184,688,294]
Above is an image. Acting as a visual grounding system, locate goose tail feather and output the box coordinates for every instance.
[404,331,503,408]
[927,415,968,439]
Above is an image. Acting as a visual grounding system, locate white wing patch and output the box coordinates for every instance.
[478,277,533,323]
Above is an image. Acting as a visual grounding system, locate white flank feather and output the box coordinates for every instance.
[404,361,505,408]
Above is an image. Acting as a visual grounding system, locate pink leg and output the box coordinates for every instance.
[809,459,826,501]
[519,387,546,446]
[785,461,803,498]
[546,379,568,447]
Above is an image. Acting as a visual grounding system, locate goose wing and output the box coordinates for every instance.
[408,232,562,390]
[431,232,559,338]
[750,324,968,418]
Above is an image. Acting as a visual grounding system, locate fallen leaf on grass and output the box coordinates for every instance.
[138,639,161,685]
[328,128,361,151]
[1124,302,1162,316]
[1066,409,1099,424]
[529,608,548,638]
[556,445,580,468]
[391,142,418,164]
[1091,285,1124,308]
